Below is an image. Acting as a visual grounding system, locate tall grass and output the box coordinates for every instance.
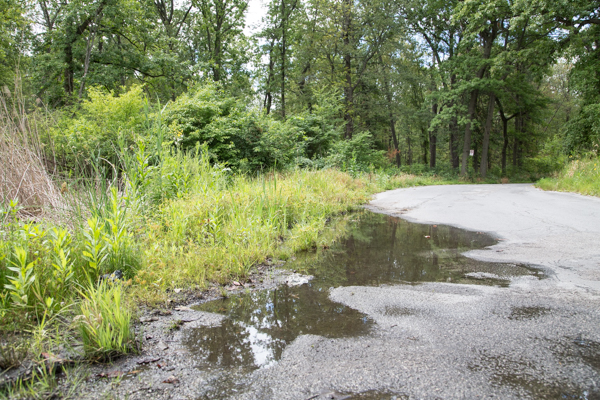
[0,89,62,215]
[536,157,600,197]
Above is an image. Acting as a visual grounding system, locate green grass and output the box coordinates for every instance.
[76,281,136,361]
[536,158,600,197]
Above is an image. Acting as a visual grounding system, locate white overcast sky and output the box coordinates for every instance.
[244,0,267,35]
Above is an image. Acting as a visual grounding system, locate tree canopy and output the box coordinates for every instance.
[2,0,598,176]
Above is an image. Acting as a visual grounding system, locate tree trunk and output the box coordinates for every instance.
[429,102,437,168]
[264,40,275,114]
[449,74,459,169]
[407,135,412,165]
[380,56,400,167]
[391,120,401,167]
[342,0,353,139]
[449,116,459,169]
[480,93,495,178]
[460,89,479,175]
[280,0,286,119]
[502,116,508,176]
[421,128,428,165]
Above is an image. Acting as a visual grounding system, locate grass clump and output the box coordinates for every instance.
[536,157,600,197]
[76,282,136,361]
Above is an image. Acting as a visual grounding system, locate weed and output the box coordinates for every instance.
[76,282,136,361]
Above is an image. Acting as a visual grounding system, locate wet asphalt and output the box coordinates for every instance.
[82,184,600,399]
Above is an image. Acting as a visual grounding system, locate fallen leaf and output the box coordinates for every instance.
[41,352,69,364]
[157,341,169,351]
[137,357,161,365]
[233,281,242,286]
[163,375,179,384]
[174,306,192,312]
[174,288,182,293]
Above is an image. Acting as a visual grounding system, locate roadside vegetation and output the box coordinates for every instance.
[536,155,600,197]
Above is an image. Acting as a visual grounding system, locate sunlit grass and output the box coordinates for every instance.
[536,158,600,197]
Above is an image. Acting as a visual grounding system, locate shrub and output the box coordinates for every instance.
[50,85,148,172]
[325,131,387,173]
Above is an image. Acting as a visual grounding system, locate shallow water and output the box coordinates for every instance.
[187,211,542,371]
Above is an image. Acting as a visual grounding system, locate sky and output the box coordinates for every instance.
[244,0,268,35]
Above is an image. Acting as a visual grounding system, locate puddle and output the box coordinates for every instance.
[186,285,372,369]
[288,211,541,289]
[509,306,551,320]
[186,211,542,372]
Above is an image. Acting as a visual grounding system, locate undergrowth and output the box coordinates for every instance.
[536,157,600,197]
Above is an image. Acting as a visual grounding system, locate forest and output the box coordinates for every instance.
[1,0,598,177]
[0,0,599,396]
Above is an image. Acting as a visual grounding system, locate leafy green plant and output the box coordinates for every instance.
[103,187,136,277]
[47,228,75,296]
[82,216,108,281]
[76,281,135,361]
[4,247,36,309]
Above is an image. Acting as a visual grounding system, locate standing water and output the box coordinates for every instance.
[186,211,542,372]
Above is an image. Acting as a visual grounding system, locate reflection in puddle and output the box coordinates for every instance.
[186,211,542,371]
[188,285,372,369]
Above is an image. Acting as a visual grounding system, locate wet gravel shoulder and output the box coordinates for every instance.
[73,261,307,399]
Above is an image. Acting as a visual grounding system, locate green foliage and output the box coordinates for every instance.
[76,281,135,360]
[51,85,148,171]
[537,157,600,197]
[162,83,338,171]
[325,132,387,174]
[563,103,600,156]
[162,84,237,156]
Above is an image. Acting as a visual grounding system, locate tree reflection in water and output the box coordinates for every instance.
[186,211,538,369]
[186,285,372,369]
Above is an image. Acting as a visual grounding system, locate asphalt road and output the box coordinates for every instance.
[234,184,600,399]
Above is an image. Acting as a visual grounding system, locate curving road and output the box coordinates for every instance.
[235,184,600,399]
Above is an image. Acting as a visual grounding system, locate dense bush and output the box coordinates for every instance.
[50,85,149,172]
[563,103,600,156]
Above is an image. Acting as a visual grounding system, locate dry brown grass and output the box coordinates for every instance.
[0,87,62,216]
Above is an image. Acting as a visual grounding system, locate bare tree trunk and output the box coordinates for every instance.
[449,74,459,169]
[264,39,275,114]
[280,0,286,119]
[449,116,459,169]
[421,127,428,165]
[391,120,401,167]
[460,89,479,175]
[480,93,495,178]
[407,135,412,165]
[429,103,437,168]
[342,0,353,139]
[502,117,508,175]
[381,56,400,167]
